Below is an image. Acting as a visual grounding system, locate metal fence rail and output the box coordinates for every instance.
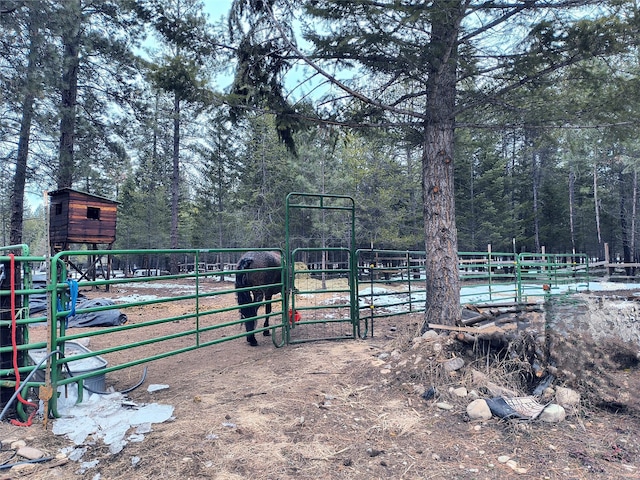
[1,244,590,421]
[516,253,590,302]
[1,248,286,420]
[357,250,590,329]
[355,249,428,337]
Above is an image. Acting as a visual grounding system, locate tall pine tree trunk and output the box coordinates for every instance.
[568,165,576,253]
[619,169,631,275]
[57,0,81,189]
[10,4,42,245]
[532,150,541,253]
[170,93,180,273]
[632,168,637,264]
[421,0,461,330]
[593,162,602,255]
[422,122,460,329]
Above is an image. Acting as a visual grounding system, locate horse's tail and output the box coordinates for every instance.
[235,258,254,316]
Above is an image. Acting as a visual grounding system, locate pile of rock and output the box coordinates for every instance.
[377,327,582,424]
[0,437,66,475]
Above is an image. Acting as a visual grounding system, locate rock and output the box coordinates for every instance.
[497,455,510,463]
[506,459,528,474]
[422,330,439,341]
[422,387,437,400]
[1,438,19,448]
[506,460,518,469]
[555,386,580,408]
[540,387,555,403]
[366,448,383,457]
[10,463,36,474]
[451,386,468,397]
[17,446,45,460]
[539,404,566,423]
[10,440,26,449]
[467,399,492,420]
[443,357,465,372]
[436,401,453,410]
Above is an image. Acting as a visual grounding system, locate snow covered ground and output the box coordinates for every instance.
[357,280,640,315]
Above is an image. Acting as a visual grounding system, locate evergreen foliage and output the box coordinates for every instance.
[1,0,640,285]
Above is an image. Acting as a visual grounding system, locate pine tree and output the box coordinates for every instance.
[137,0,215,270]
[229,0,633,327]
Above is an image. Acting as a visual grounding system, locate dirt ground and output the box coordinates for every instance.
[1,281,640,480]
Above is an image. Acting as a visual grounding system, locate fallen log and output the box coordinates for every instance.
[428,323,504,335]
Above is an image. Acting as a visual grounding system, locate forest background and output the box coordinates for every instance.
[2,0,639,266]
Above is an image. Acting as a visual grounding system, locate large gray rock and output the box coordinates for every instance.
[467,399,492,420]
[539,403,566,423]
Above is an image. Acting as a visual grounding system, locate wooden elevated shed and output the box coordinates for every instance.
[48,188,119,249]
[48,188,120,282]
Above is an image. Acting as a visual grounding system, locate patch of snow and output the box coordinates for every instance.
[114,294,160,303]
[120,282,196,291]
[358,286,393,296]
[296,293,315,299]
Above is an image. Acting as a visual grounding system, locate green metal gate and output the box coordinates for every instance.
[284,193,359,343]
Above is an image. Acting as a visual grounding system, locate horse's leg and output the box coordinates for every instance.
[244,315,258,346]
[263,294,272,337]
[251,290,272,338]
[243,292,259,347]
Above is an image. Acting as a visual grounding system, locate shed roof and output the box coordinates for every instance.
[48,187,121,205]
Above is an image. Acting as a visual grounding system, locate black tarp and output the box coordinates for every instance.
[29,296,127,327]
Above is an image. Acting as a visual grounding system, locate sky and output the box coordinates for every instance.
[205,1,233,21]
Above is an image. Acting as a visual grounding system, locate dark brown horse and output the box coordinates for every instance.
[235,251,282,346]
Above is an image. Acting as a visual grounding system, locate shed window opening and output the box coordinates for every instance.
[54,203,62,215]
[87,207,101,220]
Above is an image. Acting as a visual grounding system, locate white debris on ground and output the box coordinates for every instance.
[147,384,170,393]
[50,384,174,462]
